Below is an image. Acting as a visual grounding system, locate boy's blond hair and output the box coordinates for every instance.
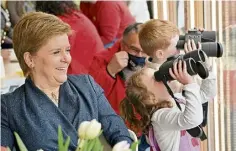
[139,19,180,56]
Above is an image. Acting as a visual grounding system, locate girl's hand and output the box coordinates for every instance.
[169,60,194,85]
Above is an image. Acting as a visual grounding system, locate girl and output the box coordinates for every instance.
[120,60,203,151]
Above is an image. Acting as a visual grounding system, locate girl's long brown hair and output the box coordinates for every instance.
[119,68,173,134]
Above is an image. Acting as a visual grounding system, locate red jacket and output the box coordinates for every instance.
[59,11,104,74]
[89,41,125,114]
[80,1,135,45]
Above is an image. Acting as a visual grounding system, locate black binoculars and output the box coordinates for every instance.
[155,29,224,82]
[176,29,223,58]
[154,49,209,82]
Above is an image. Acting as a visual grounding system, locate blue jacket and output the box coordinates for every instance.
[1,75,132,151]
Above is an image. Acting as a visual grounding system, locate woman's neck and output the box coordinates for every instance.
[37,85,60,95]
[35,82,60,105]
[30,75,60,95]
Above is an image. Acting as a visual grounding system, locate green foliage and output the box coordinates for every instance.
[77,130,103,151]
[131,140,140,151]
[14,132,28,151]
[13,126,138,151]
[58,125,71,151]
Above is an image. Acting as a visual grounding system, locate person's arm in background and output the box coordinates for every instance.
[87,75,133,146]
[96,2,121,45]
[7,1,20,26]
[89,54,117,97]
[89,50,128,97]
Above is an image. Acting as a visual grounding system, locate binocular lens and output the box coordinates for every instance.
[183,49,207,62]
[185,58,197,75]
[195,62,209,79]
[198,50,206,62]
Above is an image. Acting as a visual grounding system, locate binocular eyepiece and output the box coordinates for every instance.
[176,29,223,58]
[154,50,209,82]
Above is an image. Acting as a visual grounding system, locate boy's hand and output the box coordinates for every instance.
[184,39,202,53]
[184,39,212,71]
[184,27,204,53]
[169,60,194,85]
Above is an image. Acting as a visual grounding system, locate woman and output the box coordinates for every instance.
[1,12,132,151]
[36,1,104,74]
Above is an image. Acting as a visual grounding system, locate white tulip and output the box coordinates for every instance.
[85,119,101,139]
[112,141,131,151]
[76,139,85,151]
[78,119,102,140]
[78,121,90,139]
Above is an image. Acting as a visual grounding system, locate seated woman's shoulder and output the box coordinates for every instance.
[68,74,92,81]
[67,74,96,86]
[1,84,25,104]
[2,83,24,96]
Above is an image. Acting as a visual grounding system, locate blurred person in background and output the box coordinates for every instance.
[89,23,146,115]
[1,1,13,61]
[89,23,150,151]
[80,1,135,48]
[7,1,35,27]
[126,0,150,23]
[36,1,104,74]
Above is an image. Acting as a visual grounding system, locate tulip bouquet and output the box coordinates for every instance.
[75,119,103,151]
[11,119,139,151]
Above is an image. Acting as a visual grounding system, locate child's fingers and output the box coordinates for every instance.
[198,42,202,50]
[169,68,177,80]
[178,60,183,74]
[183,61,187,74]
[173,61,179,76]
[184,43,188,54]
[178,60,185,78]
[191,39,197,50]
[187,39,193,51]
